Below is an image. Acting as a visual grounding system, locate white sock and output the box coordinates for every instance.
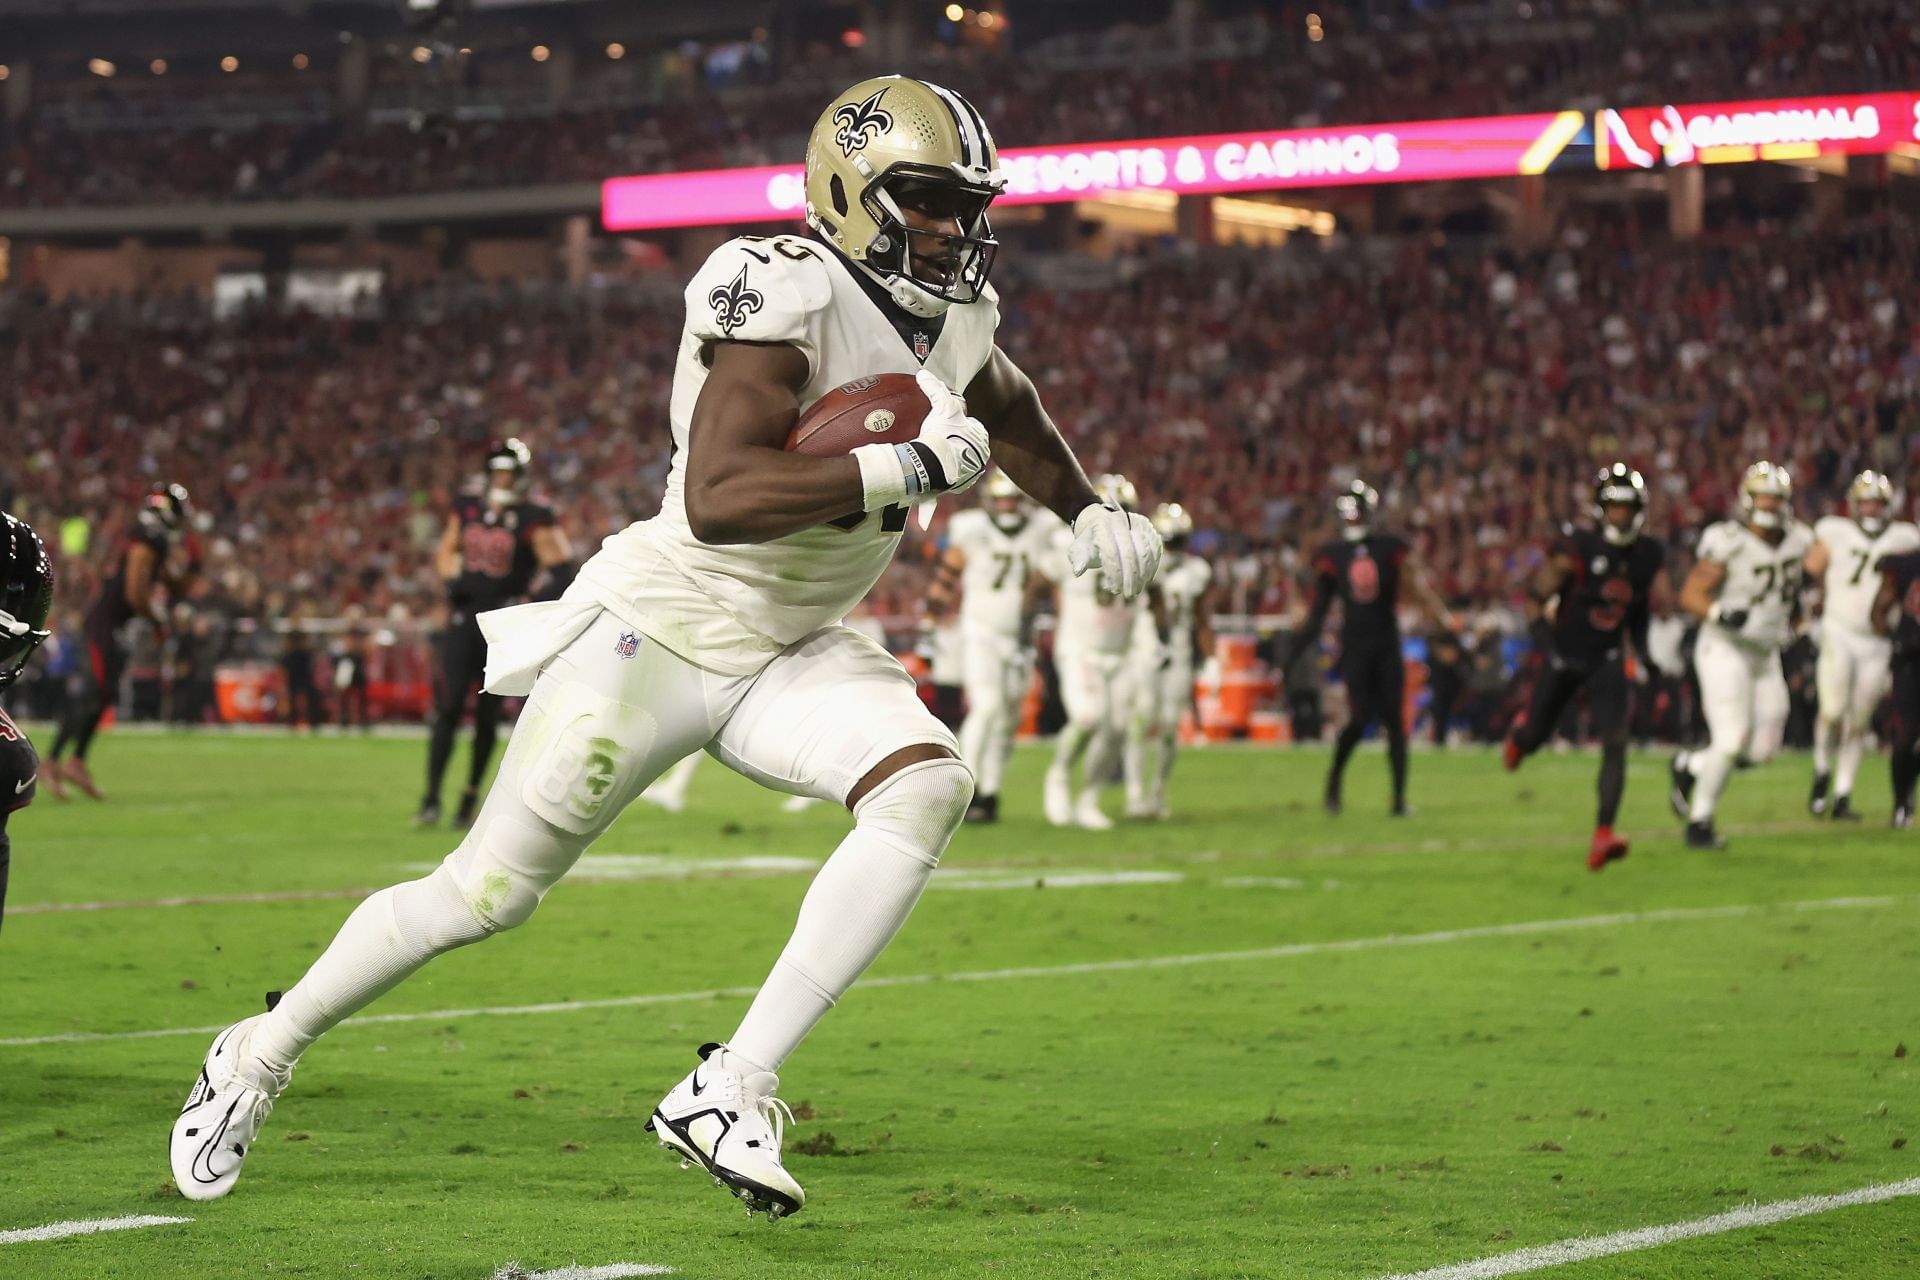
[250,864,490,1074]
[1813,715,1838,777]
[727,758,972,1071]
[1689,749,1734,824]
[1836,724,1867,798]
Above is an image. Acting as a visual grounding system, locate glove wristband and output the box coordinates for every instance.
[853,442,913,511]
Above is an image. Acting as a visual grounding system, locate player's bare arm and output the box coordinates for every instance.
[124,540,160,622]
[435,514,463,580]
[1679,558,1727,621]
[1406,553,1455,630]
[1533,549,1577,622]
[964,346,1097,523]
[531,523,573,569]
[927,545,967,619]
[1804,539,1831,580]
[1871,573,1897,636]
[681,341,866,545]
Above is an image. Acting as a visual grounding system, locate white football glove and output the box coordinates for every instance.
[1069,500,1163,601]
[852,370,991,513]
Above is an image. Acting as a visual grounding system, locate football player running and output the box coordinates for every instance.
[0,513,55,935]
[1870,546,1920,827]
[1286,480,1452,816]
[170,76,1160,1221]
[1803,470,1918,822]
[44,483,192,801]
[1669,462,1812,850]
[419,438,575,829]
[1042,474,1152,830]
[934,470,1055,824]
[1503,465,1665,870]
[1124,504,1213,819]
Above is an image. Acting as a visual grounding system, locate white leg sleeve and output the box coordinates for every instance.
[1690,631,1755,823]
[1838,632,1891,797]
[957,633,1008,795]
[728,757,973,1071]
[250,614,726,1073]
[1813,628,1848,774]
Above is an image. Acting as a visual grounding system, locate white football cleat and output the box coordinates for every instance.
[647,1043,805,1221]
[1072,790,1114,831]
[1043,768,1073,827]
[169,1014,290,1201]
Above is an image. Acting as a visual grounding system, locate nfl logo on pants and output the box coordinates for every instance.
[615,630,640,660]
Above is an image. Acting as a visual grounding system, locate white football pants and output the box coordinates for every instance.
[956,627,1031,799]
[1814,623,1891,799]
[1050,645,1133,792]
[1689,627,1789,823]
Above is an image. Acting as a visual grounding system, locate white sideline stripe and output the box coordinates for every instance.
[933,869,1185,891]
[0,1215,192,1245]
[495,1264,674,1280]
[1371,1178,1920,1280]
[0,895,1895,1049]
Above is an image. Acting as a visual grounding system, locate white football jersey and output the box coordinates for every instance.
[1813,515,1920,635]
[1696,518,1815,649]
[1158,553,1213,643]
[574,234,1001,673]
[1046,526,1142,655]
[948,507,1055,639]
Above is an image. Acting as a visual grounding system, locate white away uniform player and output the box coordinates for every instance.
[1044,474,1148,830]
[1805,470,1919,821]
[1670,462,1813,849]
[1124,504,1211,819]
[940,472,1056,823]
[169,75,1161,1219]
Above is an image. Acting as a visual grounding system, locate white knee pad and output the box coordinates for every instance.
[396,862,498,951]
[851,756,975,869]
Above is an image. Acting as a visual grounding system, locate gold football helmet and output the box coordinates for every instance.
[1848,468,1894,534]
[1738,461,1793,530]
[1151,502,1193,546]
[804,75,1005,318]
[1094,474,1140,513]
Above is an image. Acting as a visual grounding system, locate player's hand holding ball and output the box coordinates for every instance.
[848,369,990,513]
[1069,499,1163,600]
[1709,603,1750,633]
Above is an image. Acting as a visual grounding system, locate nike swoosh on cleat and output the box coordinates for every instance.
[189,1096,242,1188]
[689,1067,707,1096]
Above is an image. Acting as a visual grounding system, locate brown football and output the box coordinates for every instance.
[786,373,928,456]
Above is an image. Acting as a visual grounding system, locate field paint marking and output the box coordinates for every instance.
[494,1264,673,1280]
[2,894,1896,1050]
[1370,1177,1920,1280]
[933,869,1185,891]
[0,1215,192,1245]
[10,886,380,916]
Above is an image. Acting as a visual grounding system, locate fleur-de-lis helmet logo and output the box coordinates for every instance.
[832,88,893,156]
[708,264,764,336]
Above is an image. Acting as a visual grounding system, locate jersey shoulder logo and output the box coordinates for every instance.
[832,89,893,155]
[708,263,765,336]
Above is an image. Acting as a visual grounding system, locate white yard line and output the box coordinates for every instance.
[494,1264,674,1280]
[0,1215,192,1245]
[2,895,1894,1049]
[1370,1177,1920,1280]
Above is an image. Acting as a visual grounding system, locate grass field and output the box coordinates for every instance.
[3,730,1916,1279]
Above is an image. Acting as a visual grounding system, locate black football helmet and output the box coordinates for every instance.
[485,437,533,507]
[1336,479,1378,541]
[0,512,55,689]
[1591,463,1648,546]
[137,482,193,540]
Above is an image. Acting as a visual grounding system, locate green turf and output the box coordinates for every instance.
[2,732,1915,1279]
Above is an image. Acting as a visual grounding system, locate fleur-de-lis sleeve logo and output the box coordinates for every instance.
[708,264,764,336]
[832,89,894,156]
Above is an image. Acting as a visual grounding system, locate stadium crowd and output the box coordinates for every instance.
[4,210,1916,735]
[5,0,1916,207]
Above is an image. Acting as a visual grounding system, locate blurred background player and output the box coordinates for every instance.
[934,471,1055,824]
[1043,474,1147,830]
[419,438,575,828]
[1125,503,1212,820]
[1804,470,1918,822]
[1503,465,1664,870]
[1870,545,1920,828]
[1287,480,1451,817]
[0,513,56,934]
[1670,463,1811,850]
[44,483,191,801]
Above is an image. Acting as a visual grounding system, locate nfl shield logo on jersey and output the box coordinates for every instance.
[615,630,640,660]
[912,331,931,361]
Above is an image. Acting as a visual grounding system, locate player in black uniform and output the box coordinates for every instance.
[45,482,191,801]
[418,439,575,828]
[1287,480,1453,816]
[1871,549,1920,829]
[1,512,56,934]
[1503,465,1666,870]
